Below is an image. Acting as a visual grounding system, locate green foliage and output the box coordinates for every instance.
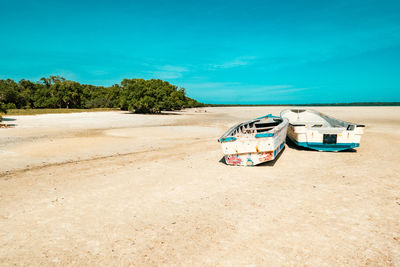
[0,84,8,122]
[6,108,118,116]
[0,102,6,122]
[0,101,5,123]
[120,79,191,113]
[0,102,6,113]
[0,76,204,114]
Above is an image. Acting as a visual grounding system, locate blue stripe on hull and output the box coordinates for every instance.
[273,141,286,157]
[289,137,359,151]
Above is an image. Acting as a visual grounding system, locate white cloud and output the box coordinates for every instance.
[148,65,188,79]
[210,56,257,69]
[158,65,188,72]
[183,82,310,103]
[90,70,109,76]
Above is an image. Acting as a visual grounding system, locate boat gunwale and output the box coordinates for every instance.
[280,108,365,129]
[218,114,288,143]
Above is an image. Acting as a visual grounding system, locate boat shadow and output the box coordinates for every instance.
[219,147,285,167]
[285,137,357,153]
[285,138,314,151]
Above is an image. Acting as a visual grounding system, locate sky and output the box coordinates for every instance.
[0,0,399,104]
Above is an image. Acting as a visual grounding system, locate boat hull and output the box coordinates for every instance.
[220,115,288,166]
[281,109,364,152]
[224,141,285,166]
[288,136,359,151]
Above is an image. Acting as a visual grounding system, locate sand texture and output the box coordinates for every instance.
[0,107,399,266]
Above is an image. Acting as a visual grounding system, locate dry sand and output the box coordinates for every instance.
[0,106,399,266]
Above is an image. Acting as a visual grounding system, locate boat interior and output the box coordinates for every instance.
[230,116,283,136]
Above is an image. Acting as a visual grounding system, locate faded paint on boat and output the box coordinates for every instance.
[218,114,288,166]
[281,109,365,152]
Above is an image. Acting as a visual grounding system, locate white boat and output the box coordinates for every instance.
[280,109,365,151]
[218,114,288,166]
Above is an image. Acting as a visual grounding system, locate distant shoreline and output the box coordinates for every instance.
[3,102,400,116]
[208,102,400,107]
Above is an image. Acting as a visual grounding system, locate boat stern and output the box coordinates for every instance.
[224,151,275,166]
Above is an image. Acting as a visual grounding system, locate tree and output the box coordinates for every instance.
[18,79,37,108]
[32,82,57,108]
[52,81,82,108]
[40,76,66,88]
[0,102,6,114]
[118,78,202,113]
[0,79,21,108]
[0,92,6,122]
[0,76,204,113]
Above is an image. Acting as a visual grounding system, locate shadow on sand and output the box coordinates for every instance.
[285,137,313,151]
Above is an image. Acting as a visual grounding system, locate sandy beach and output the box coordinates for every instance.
[0,106,399,266]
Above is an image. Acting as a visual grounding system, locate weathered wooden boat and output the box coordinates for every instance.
[218,114,288,166]
[280,109,365,151]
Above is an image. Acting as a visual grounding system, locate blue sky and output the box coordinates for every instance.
[1,0,399,104]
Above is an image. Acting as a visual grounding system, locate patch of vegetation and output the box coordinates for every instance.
[0,97,6,122]
[0,76,205,116]
[5,108,120,116]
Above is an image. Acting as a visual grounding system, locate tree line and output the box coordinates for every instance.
[0,76,204,119]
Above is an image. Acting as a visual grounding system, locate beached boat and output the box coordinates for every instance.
[218,114,288,166]
[280,109,365,151]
